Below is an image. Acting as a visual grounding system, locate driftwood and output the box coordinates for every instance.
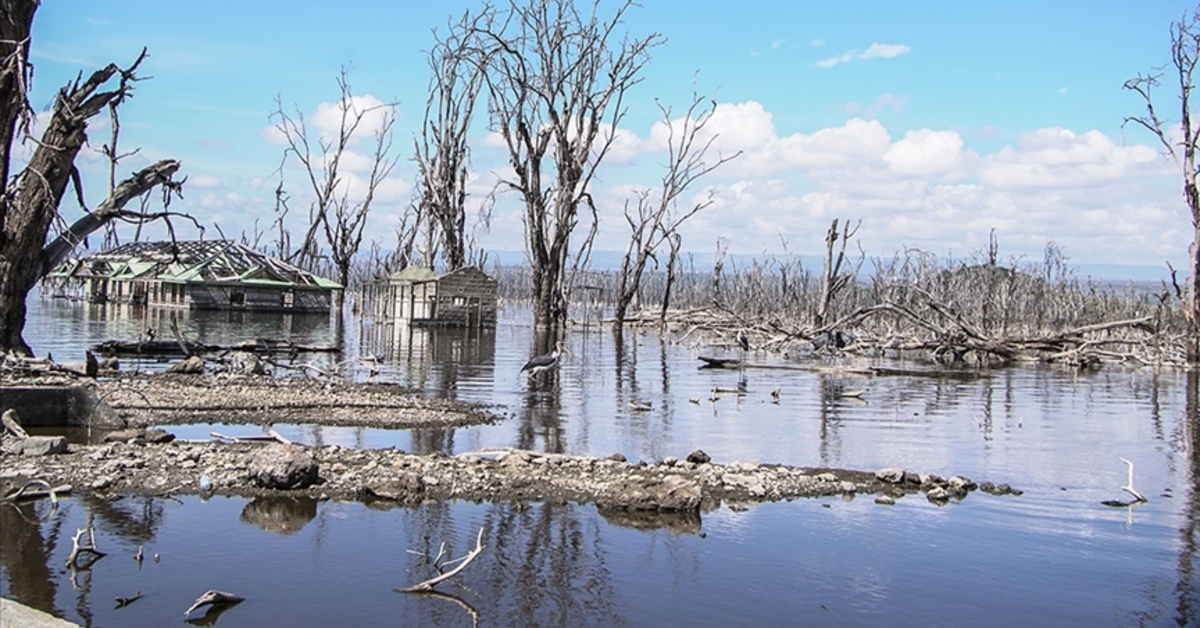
[210,430,291,445]
[2,408,29,439]
[1119,457,1147,503]
[3,479,69,504]
[93,338,339,357]
[66,526,106,570]
[644,291,1166,367]
[398,527,486,593]
[697,356,741,369]
[184,590,244,619]
[1,353,92,378]
[114,591,142,609]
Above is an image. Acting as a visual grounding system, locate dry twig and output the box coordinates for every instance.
[398,526,486,593]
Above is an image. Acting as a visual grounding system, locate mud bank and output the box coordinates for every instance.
[92,374,500,428]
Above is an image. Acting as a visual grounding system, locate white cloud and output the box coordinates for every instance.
[817,42,911,68]
[883,129,965,177]
[861,43,911,60]
[191,174,222,189]
[310,94,395,144]
[443,97,1178,268]
[259,94,397,150]
[563,101,1179,266]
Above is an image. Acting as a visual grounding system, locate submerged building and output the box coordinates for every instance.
[45,240,341,313]
[359,266,498,327]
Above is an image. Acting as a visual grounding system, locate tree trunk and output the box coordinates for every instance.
[0,15,165,356]
[1190,217,1200,363]
[0,0,36,197]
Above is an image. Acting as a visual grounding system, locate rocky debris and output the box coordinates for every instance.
[0,439,1021,514]
[95,374,496,429]
[686,449,711,464]
[247,444,319,490]
[979,481,1023,496]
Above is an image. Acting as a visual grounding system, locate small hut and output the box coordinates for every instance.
[360,266,498,327]
[44,240,341,313]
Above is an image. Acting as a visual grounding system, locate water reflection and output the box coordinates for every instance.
[479,502,624,626]
[1178,368,1200,625]
[8,299,1200,626]
[240,496,318,535]
[0,501,59,616]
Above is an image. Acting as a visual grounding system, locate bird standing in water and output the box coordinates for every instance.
[521,340,568,378]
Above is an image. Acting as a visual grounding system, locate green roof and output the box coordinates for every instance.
[388,266,439,283]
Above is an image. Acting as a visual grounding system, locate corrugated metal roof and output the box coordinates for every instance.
[53,240,342,290]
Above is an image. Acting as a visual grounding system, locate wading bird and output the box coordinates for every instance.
[521,340,568,378]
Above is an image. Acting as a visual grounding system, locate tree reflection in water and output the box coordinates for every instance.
[1177,369,1200,625]
[0,499,61,616]
[393,500,624,626]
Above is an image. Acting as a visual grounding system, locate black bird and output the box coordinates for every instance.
[521,340,568,377]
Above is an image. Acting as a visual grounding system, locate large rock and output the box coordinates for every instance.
[597,474,701,512]
[875,467,906,484]
[230,351,269,375]
[359,472,425,501]
[20,436,68,456]
[247,444,319,490]
[167,355,206,374]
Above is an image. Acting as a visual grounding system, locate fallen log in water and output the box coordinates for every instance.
[92,338,340,357]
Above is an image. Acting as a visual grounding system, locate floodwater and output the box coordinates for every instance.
[2,295,1198,627]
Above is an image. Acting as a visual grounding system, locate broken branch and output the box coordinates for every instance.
[184,590,245,619]
[398,526,485,593]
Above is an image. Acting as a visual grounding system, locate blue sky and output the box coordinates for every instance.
[24,1,1196,273]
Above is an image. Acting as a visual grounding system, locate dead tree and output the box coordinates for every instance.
[416,11,488,271]
[614,92,739,326]
[1125,7,1200,362]
[814,218,860,329]
[271,67,398,307]
[470,0,661,339]
[0,3,184,356]
[659,231,683,324]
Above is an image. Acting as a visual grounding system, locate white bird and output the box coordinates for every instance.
[521,340,568,377]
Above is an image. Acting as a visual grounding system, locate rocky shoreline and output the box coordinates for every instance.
[1,428,1023,530]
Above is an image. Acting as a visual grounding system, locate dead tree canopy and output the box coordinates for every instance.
[614,92,740,326]
[271,67,398,307]
[415,10,490,272]
[1124,7,1200,362]
[470,0,661,340]
[0,4,184,356]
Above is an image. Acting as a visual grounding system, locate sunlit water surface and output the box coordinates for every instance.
[1,294,1197,627]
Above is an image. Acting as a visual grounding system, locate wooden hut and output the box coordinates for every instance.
[44,240,341,313]
[360,266,498,327]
